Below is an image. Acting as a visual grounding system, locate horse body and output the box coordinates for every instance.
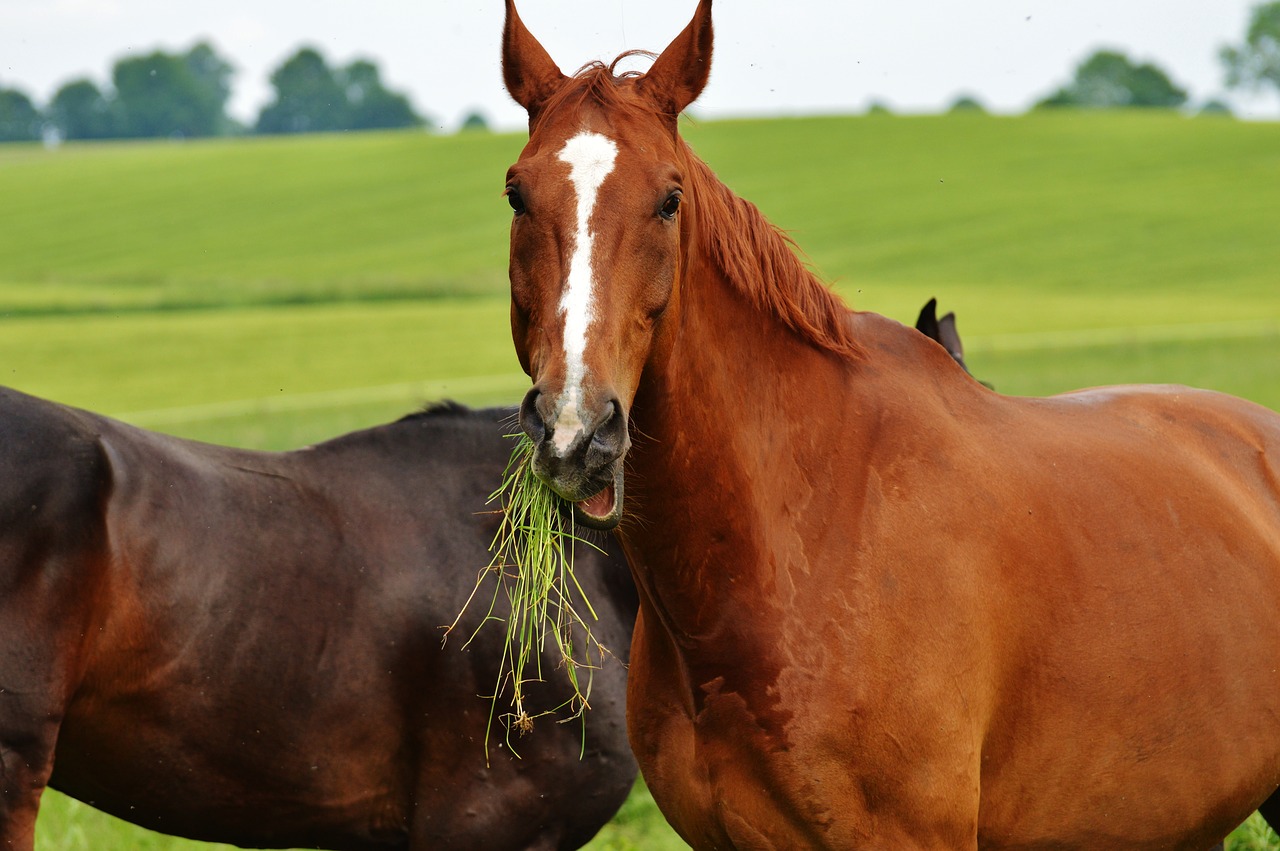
[0,386,637,851]
[626,303,1280,849]
[500,1,1280,846]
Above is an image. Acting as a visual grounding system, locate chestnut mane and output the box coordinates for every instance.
[681,144,863,359]
[536,59,864,359]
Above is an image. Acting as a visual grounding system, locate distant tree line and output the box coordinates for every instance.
[1035,50,1189,109]
[1035,0,1280,115]
[0,42,447,144]
[255,48,422,135]
[899,1,1280,119]
[3,1,1279,143]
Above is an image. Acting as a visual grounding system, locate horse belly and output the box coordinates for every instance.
[51,699,409,850]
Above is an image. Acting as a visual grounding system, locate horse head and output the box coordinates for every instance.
[501,0,713,530]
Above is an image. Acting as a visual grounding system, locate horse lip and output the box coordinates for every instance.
[571,466,624,531]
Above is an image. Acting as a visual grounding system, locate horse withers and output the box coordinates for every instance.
[500,1,1280,847]
[0,388,636,851]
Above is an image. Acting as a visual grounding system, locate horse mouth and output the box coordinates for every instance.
[572,467,624,530]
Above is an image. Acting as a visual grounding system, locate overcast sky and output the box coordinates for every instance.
[1,0,1276,132]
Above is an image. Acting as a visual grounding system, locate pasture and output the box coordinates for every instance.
[0,110,1277,848]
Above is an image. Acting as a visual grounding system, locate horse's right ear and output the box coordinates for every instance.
[503,0,567,119]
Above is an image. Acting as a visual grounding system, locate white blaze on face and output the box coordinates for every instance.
[552,130,618,454]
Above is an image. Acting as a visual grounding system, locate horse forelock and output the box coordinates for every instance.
[681,141,864,360]
[529,53,669,136]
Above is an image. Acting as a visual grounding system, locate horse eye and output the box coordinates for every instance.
[659,193,681,221]
[506,187,526,215]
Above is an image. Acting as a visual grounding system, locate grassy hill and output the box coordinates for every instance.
[2,111,1278,321]
[1,112,1278,849]
[0,111,1276,419]
[0,130,521,311]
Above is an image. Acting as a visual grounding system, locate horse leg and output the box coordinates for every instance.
[0,572,96,850]
[0,589,77,851]
[0,615,72,850]
[0,754,45,851]
[0,545,100,848]
[0,679,62,850]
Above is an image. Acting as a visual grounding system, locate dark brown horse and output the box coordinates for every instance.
[0,388,636,850]
[499,2,1280,847]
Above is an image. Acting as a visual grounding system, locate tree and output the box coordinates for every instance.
[1037,49,1187,109]
[459,110,490,132]
[948,94,986,114]
[111,42,235,138]
[1198,98,1235,117]
[183,41,236,133]
[47,79,117,140]
[340,59,423,131]
[1221,1,1280,102]
[255,47,349,134]
[256,48,424,134]
[0,86,41,142]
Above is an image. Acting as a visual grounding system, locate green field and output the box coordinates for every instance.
[1,111,1278,849]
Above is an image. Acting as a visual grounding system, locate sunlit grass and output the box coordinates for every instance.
[0,131,522,304]
[2,114,1278,323]
[1229,814,1280,851]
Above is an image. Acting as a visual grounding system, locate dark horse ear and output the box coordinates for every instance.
[937,313,965,362]
[503,0,567,120]
[915,298,941,341]
[641,0,714,118]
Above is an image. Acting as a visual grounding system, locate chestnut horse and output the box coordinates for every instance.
[500,2,1280,847]
[0,389,636,850]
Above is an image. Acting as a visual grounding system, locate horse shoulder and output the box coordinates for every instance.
[0,388,114,586]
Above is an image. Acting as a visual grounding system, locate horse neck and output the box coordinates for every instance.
[621,150,862,650]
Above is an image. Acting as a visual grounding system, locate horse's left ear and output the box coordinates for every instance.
[503,0,567,120]
[641,0,713,117]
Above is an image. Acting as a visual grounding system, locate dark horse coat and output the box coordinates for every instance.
[0,388,636,850]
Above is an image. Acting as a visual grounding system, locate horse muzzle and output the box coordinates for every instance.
[519,386,628,530]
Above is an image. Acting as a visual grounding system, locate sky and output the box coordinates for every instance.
[1,0,1276,132]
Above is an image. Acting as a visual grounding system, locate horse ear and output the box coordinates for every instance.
[938,313,965,361]
[915,298,941,340]
[641,0,714,117]
[503,0,567,117]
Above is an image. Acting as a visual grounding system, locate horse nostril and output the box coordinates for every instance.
[519,387,547,444]
[590,399,628,461]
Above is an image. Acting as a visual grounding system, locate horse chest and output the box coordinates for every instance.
[629,637,862,848]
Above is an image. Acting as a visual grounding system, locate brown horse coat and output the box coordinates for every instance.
[0,389,636,850]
